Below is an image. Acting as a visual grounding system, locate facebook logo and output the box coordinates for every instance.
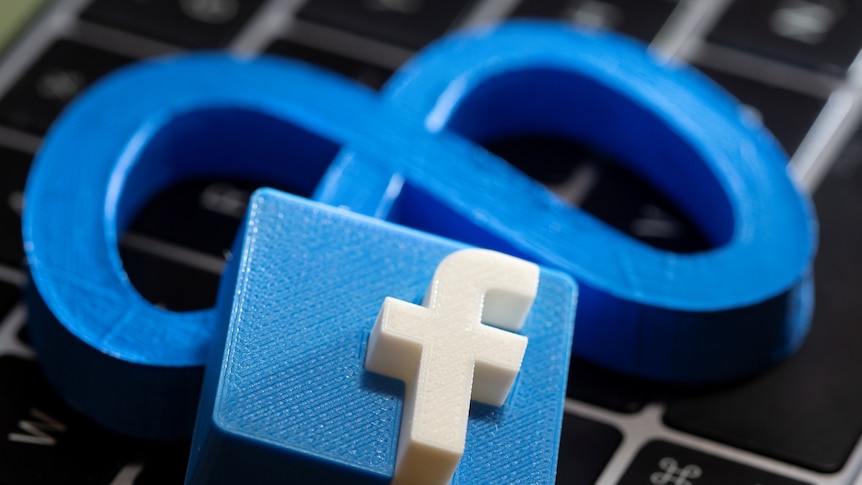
[366,249,536,484]
[185,189,577,484]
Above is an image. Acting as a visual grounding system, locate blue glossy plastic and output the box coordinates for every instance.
[327,22,817,382]
[185,189,577,485]
[23,21,815,439]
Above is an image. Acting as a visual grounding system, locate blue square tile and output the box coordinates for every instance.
[186,188,577,484]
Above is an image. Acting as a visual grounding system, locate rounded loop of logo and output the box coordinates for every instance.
[317,21,817,381]
[24,55,391,439]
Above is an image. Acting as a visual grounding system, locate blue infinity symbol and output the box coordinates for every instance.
[24,21,816,439]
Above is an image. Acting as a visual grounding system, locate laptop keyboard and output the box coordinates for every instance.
[81,0,267,49]
[707,0,862,75]
[0,0,860,483]
[0,40,132,134]
[296,0,477,49]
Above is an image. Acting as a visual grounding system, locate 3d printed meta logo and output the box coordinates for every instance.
[23,21,816,441]
[366,249,536,484]
[185,190,575,484]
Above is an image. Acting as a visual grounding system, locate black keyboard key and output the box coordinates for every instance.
[128,178,289,259]
[486,136,712,254]
[0,280,19,319]
[266,40,393,89]
[82,0,265,48]
[619,440,811,484]
[125,111,338,258]
[510,0,584,19]
[664,127,862,472]
[0,40,132,134]
[0,356,131,484]
[484,135,591,188]
[579,158,713,254]
[17,323,30,346]
[511,0,680,43]
[556,414,621,484]
[567,357,649,413]
[696,66,825,154]
[708,0,862,75]
[133,442,190,485]
[119,243,221,312]
[297,0,476,50]
[0,146,31,265]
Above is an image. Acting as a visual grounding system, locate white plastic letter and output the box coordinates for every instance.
[365,248,539,485]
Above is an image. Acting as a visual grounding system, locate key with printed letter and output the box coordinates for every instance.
[619,441,810,484]
[0,357,131,484]
[0,41,131,134]
[707,0,862,75]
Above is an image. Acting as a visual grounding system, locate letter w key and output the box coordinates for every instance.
[8,408,66,445]
[186,189,577,485]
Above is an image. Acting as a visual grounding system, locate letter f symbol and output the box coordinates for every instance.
[365,248,539,485]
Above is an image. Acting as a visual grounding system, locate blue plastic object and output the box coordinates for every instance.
[23,54,384,439]
[185,189,577,485]
[330,22,817,382]
[23,21,816,439]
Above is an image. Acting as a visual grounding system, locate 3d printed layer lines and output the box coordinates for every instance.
[366,249,538,484]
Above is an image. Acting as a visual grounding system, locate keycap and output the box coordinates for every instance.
[707,0,862,75]
[132,442,190,485]
[0,146,31,266]
[0,356,131,484]
[556,414,622,484]
[0,40,131,134]
[579,156,713,254]
[17,323,30,346]
[566,357,649,413]
[483,135,592,188]
[510,0,583,20]
[696,66,825,154]
[485,136,713,254]
[664,126,862,472]
[81,0,265,48]
[119,244,220,312]
[128,176,317,259]
[266,39,393,89]
[0,281,20,322]
[618,440,811,484]
[510,0,680,43]
[0,0,50,55]
[297,0,476,50]
[127,178,266,259]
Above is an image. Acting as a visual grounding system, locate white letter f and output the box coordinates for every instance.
[365,248,539,485]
